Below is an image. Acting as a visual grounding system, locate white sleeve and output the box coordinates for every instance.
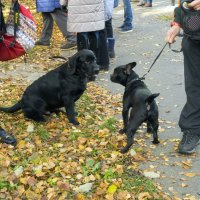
[60,0,67,6]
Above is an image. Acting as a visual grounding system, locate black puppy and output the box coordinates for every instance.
[0,49,99,125]
[110,62,160,153]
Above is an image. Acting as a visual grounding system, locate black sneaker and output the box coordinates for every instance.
[60,43,77,50]
[0,128,16,146]
[120,26,133,33]
[178,132,200,154]
[35,41,50,46]
[117,24,125,29]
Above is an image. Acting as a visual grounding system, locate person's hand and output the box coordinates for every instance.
[165,25,181,44]
[188,0,200,10]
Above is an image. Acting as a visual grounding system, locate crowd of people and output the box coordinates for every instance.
[1,0,200,156]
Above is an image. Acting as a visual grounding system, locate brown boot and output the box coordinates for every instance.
[144,3,152,7]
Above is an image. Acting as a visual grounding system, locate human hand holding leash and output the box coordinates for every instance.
[165,25,181,44]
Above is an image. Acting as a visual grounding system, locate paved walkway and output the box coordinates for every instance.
[96,0,200,199]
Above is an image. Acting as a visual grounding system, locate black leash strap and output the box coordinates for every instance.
[140,42,168,80]
[169,43,183,53]
[9,0,20,47]
[0,0,6,42]
[140,42,182,80]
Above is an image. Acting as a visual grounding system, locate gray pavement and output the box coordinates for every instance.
[96,0,200,199]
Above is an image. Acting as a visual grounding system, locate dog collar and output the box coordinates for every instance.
[126,77,142,87]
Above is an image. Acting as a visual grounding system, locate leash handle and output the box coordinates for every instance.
[141,42,168,80]
[169,43,183,53]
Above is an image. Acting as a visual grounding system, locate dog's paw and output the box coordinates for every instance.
[120,147,129,154]
[119,128,126,134]
[152,139,160,144]
[71,120,80,126]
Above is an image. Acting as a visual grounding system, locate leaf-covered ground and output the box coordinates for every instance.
[0,78,171,200]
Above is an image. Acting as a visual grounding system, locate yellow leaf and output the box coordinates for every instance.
[107,184,117,194]
[138,192,151,200]
[35,171,46,177]
[20,177,27,185]
[17,140,26,149]
[75,193,85,200]
[184,172,197,177]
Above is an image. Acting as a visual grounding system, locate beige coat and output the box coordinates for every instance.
[67,0,105,32]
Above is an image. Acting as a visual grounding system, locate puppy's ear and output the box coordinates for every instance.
[125,62,137,75]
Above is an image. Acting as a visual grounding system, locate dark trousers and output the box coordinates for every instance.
[77,29,109,67]
[179,36,200,134]
[105,18,113,38]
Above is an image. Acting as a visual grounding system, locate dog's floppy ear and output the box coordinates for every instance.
[125,62,137,75]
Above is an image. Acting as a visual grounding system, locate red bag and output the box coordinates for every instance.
[0,1,36,61]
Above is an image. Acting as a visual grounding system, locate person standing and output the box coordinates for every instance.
[35,0,76,49]
[105,0,115,58]
[118,0,133,33]
[67,0,110,70]
[138,0,152,7]
[165,0,200,154]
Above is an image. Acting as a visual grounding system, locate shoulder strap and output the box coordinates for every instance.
[9,0,20,47]
[0,0,6,41]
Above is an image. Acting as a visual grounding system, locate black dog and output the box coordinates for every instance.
[110,62,160,153]
[0,49,99,125]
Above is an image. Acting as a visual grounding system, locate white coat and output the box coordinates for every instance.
[67,0,105,32]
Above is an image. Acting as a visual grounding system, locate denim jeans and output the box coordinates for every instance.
[123,0,133,28]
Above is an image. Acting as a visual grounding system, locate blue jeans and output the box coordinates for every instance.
[123,0,133,28]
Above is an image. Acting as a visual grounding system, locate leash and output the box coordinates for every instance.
[140,42,168,80]
[139,42,182,80]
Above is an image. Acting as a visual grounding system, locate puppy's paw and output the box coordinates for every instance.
[120,147,129,154]
[152,139,160,144]
[70,120,80,126]
[119,128,126,134]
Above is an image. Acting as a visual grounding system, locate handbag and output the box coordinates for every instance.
[181,0,200,40]
[0,0,36,61]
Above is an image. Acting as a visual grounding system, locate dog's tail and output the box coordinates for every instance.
[0,100,22,113]
[146,93,160,104]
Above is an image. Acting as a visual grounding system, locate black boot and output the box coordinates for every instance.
[107,38,115,58]
[0,128,16,146]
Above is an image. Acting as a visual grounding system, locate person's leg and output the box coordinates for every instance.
[137,0,146,6]
[121,0,133,31]
[77,32,89,51]
[95,29,109,70]
[35,12,53,45]
[178,37,200,154]
[144,0,152,7]
[51,9,76,48]
[105,19,115,58]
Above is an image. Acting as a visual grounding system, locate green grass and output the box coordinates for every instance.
[35,125,50,141]
[0,181,17,191]
[121,169,159,196]
[99,117,118,133]
[82,159,102,176]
